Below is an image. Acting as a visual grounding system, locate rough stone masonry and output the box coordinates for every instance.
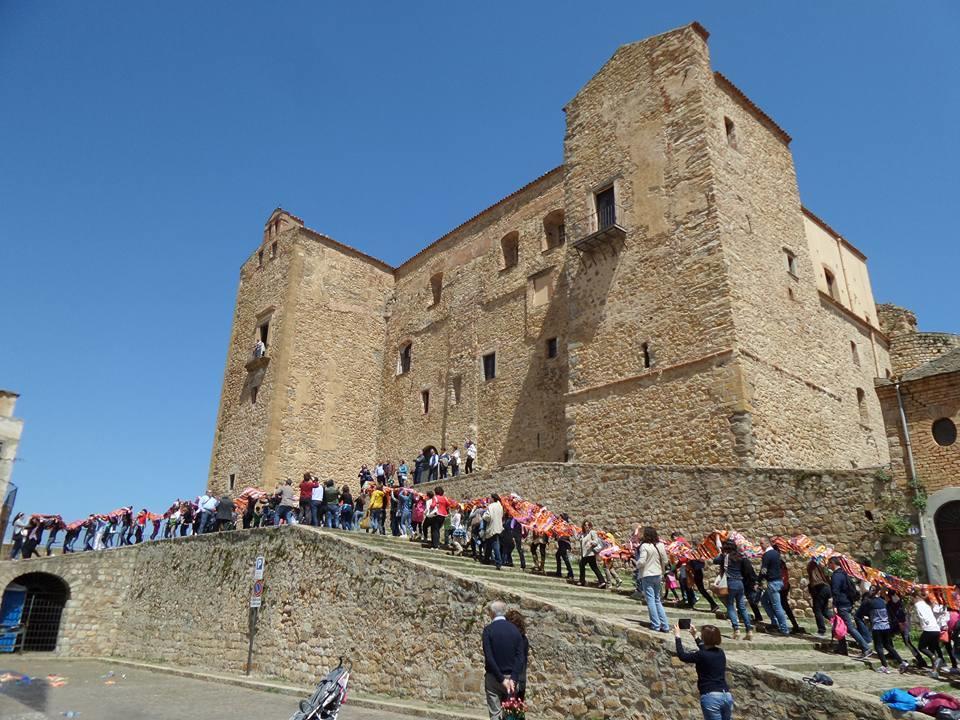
[207,22,893,495]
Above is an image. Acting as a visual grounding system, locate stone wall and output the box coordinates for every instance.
[378,169,568,468]
[0,526,903,719]
[878,303,960,377]
[708,73,890,470]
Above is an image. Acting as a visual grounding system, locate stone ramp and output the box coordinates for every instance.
[344,528,958,705]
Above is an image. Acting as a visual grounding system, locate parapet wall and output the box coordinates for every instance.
[0,526,902,719]
[430,462,913,563]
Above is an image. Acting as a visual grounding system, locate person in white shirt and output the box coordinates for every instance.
[634,526,670,632]
[482,495,504,569]
[914,591,946,676]
[465,441,477,474]
[253,339,266,359]
[197,491,219,534]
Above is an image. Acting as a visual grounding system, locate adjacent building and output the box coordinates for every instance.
[208,23,892,494]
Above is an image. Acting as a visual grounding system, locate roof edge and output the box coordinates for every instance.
[714,71,792,146]
[297,226,395,273]
[802,206,867,261]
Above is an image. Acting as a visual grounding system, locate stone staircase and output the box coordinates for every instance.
[342,527,959,702]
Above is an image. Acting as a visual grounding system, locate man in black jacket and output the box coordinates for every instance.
[481,600,525,719]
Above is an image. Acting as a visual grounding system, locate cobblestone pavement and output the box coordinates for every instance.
[0,658,418,720]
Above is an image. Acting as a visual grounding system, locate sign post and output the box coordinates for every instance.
[246,556,265,676]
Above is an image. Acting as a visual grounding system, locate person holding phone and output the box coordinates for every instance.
[674,622,734,720]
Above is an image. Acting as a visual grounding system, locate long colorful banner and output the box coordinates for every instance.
[22,483,950,607]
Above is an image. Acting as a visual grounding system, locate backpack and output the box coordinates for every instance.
[832,613,848,640]
[844,573,861,604]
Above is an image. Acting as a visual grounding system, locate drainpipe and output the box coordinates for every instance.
[895,378,932,579]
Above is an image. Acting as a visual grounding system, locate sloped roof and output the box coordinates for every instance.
[902,347,960,382]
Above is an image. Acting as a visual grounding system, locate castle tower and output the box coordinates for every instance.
[207,209,393,493]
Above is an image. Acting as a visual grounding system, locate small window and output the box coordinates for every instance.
[397,343,412,375]
[258,320,270,346]
[542,210,565,251]
[784,250,797,277]
[933,418,957,447]
[251,385,259,405]
[642,342,652,369]
[546,337,558,359]
[856,387,867,423]
[429,272,443,306]
[482,352,496,382]
[724,116,738,149]
[824,268,838,300]
[271,242,278,259]
[850,341,860,367]
[258,249,264,267]
[228,474,236,491]
[500,232,519,270]
[421,389,430,414]
[595,186,616,229]
[451,375,462,405]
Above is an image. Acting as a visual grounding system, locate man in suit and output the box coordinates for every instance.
[481,600,525,720]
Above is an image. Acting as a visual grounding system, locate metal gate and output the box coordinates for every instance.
[5,573,69,652]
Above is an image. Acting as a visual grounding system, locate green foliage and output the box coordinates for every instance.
[874,467,892,483]
[912,489,928,513]
[884,550,916,581]
[880,514,911,537]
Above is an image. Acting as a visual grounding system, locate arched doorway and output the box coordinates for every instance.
[1,573,70,652]
[935,501,960,584]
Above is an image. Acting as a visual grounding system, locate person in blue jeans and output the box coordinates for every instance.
[633,526,670,632]
[675,623,734,720]
[828,556,872,656]
[714,540,753,640]
[759,537,790,635]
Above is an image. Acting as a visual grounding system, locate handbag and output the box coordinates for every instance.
[712,556,729,597]
[360,515,371,530]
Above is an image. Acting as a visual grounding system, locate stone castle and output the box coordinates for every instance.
[208,22,893,493]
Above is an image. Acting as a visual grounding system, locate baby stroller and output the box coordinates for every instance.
[289,658,352,720]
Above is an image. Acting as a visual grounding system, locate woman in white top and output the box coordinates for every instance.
[634,526,671,632]
[577,520,607,588]
[914,590,945,676]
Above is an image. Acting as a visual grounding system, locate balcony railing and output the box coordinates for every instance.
[570,203,629,257]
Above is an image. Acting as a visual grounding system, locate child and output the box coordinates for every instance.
[663,567,681,602]
[530,530,548,573]
[449,506,466,555]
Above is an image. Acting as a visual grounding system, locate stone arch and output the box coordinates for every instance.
[2,572,70,651]
[921,487,960,584]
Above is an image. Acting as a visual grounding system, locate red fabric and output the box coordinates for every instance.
[434,495,457,517]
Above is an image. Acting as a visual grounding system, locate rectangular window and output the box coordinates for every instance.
[258,249,264,267]
[482,352,496,382]
[595,186,616,229]
[397,343,412,375]
[851,340,860,367]
[642,342,652,369]
[785,250,797,277]
[430,272,443,306]
[251,385,259,405]
[724,116,738,149]
[451,375,462,405]
[258,320,270,346]
[856,387,868,423]
[271,242,278,258]
[421,389,430,414]
[546,337,558,359]
[228,474,236,491]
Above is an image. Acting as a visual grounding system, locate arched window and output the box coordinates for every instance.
[824,268,838,300]
[397,342,412,375]
[500,231,519,270]
[542,210,565,251]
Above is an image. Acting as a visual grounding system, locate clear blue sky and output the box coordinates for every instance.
[1,2,958,526]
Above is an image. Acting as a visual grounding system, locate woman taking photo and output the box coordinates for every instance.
[674,622,734,720]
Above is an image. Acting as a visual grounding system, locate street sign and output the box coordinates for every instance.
[253,556,265,580]
[247,556,266,673]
